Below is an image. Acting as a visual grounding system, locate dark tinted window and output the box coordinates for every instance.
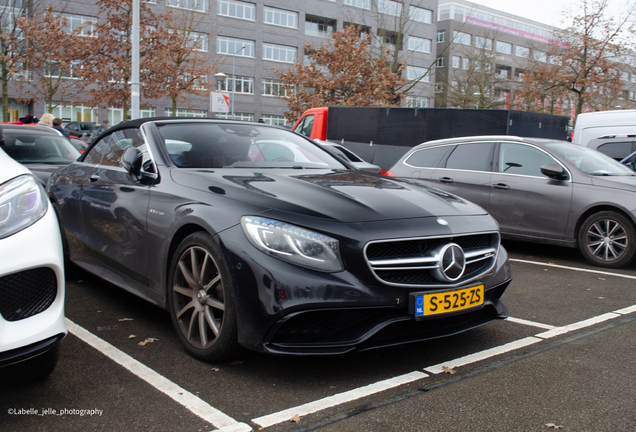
[83,128,145,167]
[445,142,494,171]
[597,142,633,161]
[498,143,556,177]
[404,145,451,168]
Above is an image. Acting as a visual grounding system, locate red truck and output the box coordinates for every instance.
[292,106,569,170]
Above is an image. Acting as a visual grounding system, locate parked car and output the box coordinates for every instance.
[584,134,636,161]
[572,109,636,149]
[388,135,636,268]
[315,140,381,173]
[1,124,82,186]
[82,125,109,144]
[68,136,88,153]
[49,118,512,361]
[63,121,97,139]
[0,145,66,384]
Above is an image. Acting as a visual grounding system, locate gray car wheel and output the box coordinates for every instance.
[168,232,239,361]
[579,211,636,268]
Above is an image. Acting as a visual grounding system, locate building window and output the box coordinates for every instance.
[61,14,97,37]
[263,43,296,63]
[305,16,336,38]
[435,57,444,67]
[344,0,370,10]
[404,96,429,108]
[261,115,288,125]
[52,104,98,123]
[165,108,207,117]
[167,0,208,12]
[475,36,492,50]
[406,65,430,82]
[435,82,443,93]
[262,79,292,97]
[629,91,636,101]
[453,31,471,46]
[515,46,530,58]
[409,6,432,24]
[263,7,298,28]
[407,37,431,53]
[217,0,255,20]
[378,0,402,17]
[436,30,445,43]
[452,56,468,70]
[187,32,208,52]
[219,76,254,94]
[215,112,254,121]
[533,50,547,62]
[495,41,512,55]
[377,28,401,50]
[217,37,255,57]
[46,60,82,79]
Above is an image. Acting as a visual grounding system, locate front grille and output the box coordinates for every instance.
[0,268,58,321]
[365,232,499,288]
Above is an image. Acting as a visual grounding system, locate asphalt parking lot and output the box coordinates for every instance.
[1,240,635,432]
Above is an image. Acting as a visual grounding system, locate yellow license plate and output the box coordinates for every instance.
[415,285,484,317]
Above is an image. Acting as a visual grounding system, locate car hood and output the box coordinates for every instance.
[591,174,636,192]
[0,148,30,182]
[171,169,488,222]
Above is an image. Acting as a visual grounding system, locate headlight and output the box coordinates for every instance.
[0,175,48,239]
[241,216,343,272]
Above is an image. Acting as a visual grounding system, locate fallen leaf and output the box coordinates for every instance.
[229,360,245,365]
[597,297,605,299]
[138,338,158,346]
[598,278,605,281]
[210,367,220,372]
[128,334,136,339]
[290,415,301,423]
[97,311,102,313]
[442,366,456,374]
[545,423,563,429]
[119,318,134,321]
[544,269,549,271]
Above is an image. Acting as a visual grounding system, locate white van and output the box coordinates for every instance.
[572,109,636,149]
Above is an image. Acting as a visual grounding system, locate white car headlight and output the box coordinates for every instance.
[241,216,343,272]
[0,174,49,239]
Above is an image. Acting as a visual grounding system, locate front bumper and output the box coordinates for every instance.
[219,217,512,355]
[0,206,67,355]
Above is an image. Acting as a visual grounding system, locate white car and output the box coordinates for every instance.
[0,144,66,383]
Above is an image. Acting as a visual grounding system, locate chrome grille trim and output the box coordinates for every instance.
[364,232,500,288]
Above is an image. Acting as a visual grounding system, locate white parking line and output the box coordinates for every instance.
[510,258,636,280]
[251,371,428,428]
[65,319,252,432]
[506,317,557,330]
[423,337,542,374]
[534,313,621,339]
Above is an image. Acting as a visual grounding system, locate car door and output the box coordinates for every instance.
[79,128,152,284]
[430,141,495,210]
[488,141,573,241]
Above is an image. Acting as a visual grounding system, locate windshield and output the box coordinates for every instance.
[158,123,346,169]
[546,142,636,176]
[2,131,81,163]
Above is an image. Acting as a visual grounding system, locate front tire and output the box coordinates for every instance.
[578,211,636,268]
[168,232,240,361]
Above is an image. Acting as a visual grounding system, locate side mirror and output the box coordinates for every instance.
[121,147,143,177]
[540,163,568,180]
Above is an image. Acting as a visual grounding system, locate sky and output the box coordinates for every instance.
[469,0,631,29]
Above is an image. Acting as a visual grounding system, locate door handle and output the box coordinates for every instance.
[492,183,510,190]
[89,174,100,182]
[438,177,454,184]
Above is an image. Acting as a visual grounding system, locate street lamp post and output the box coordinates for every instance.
[231,45,246,120]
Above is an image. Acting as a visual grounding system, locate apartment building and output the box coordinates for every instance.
[434,0,636,118]
[6,0,437,125]
[5,0,634,125]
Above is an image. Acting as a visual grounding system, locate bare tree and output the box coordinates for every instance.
[275,25,406,123]
[518,0,635,117]
[15,6,87,113]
